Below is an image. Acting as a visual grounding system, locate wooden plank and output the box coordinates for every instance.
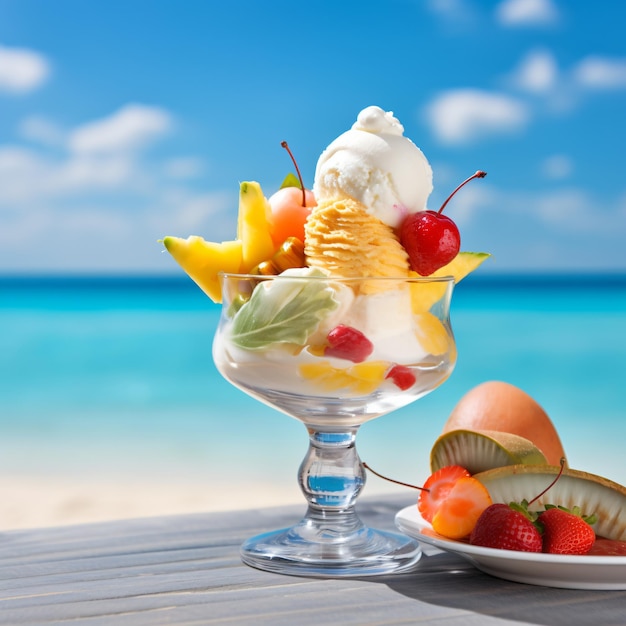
[0,495,624,625]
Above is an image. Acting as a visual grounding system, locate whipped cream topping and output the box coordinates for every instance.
[352,106,404,136]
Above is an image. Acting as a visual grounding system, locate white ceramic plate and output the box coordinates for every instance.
[395,505,626,590]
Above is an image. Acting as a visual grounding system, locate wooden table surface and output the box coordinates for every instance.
[1,494,624,626]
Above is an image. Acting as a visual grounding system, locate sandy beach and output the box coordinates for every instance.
[1,475,410,530]
[0,476,297,530]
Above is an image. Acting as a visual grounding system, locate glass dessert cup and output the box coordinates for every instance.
[213,272,456,577]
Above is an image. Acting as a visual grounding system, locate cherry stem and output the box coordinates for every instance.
[528,457,567,506]
[362,462,429,492]
[281,141,306,207]
[438,170,487,215]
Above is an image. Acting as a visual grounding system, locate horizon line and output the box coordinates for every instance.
[3,270,626,286]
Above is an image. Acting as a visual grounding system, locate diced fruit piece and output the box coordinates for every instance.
[409,252,490,313]
[418,465,471,523]
[298,360,388,395]
[299,361,348,391]
[539,507,596,555]
[385,364,416,390]
[348,361,389,394]
[324,325,374,363]
[431,476,493,540]
[470,503,543,552]
[237,181,277,272]
[162,236,242,303]
[430,429,548,474]
[414,312,450,355]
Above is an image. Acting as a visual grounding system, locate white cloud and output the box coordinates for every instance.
[495,0,559,27]
[573,56,626,90]
[541,154,573,180]
[425,89,529,144]
[19,115,65,146]
[68,104,173,154]
[509,49,558,93]
[0,44,50,93]
[533,188,596,229]
[0,142,235,272]
[162,191,234,234]
[482,185,614,234]
[0,187,236,272]
[52,156,138,193]
[0,145,140,203]
[0,101,237,272]
[0,146,50,203]
[163,157,205,180]
[1,105,179,204]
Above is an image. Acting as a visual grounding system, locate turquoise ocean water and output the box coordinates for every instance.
[2,274,625,504]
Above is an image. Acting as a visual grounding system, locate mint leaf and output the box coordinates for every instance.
[229,269,338,349]
[280,172,302,189]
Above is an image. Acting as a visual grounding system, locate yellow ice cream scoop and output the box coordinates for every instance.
[304,197,409,292]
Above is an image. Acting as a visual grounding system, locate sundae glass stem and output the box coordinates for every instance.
[239,423,422,576]
[297,427,367,536]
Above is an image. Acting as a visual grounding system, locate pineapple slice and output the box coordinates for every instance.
[163,181,279,303]
[162,236,242,303]
[237,181,276,272]
[410,251,490,313]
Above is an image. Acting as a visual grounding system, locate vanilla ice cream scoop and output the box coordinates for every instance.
[313,106,433,229]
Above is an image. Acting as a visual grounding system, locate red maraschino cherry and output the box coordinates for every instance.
[400,170,487,276]
[268,141,316,246]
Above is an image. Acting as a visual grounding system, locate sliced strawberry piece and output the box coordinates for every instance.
[470,503,542,552]
[385,364,416,390]
[539,507,595,555]
[431,476,493,540]
[324,325,373,363]
[418,465,471,523]
[588,538,626,556]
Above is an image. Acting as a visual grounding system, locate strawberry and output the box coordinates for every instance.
[418,465,471,523]
[430,475,493,540]
[588,538,626,556]
[324,325,373,363]
[538,506,596,555]
[385,364,416,390]
[469,503,543,552]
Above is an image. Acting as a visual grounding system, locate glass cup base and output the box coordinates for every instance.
[240,521,422,577]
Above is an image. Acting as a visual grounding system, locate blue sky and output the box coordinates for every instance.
[1,0,625,274]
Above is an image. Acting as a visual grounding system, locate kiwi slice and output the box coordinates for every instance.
[475,465,626,541]
[430,429,548,474]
